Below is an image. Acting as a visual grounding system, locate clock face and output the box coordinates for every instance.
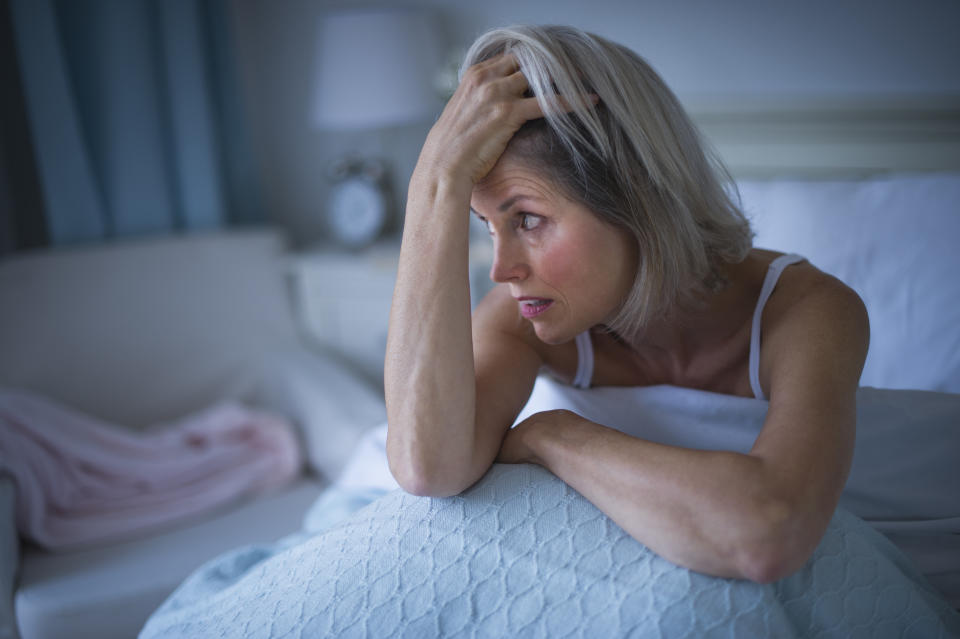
[327,177,387,248]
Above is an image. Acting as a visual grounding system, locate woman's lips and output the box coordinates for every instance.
[518,298,554,318]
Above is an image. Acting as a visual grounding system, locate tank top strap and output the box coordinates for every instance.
[749,253,806,400]
[572,331,594,389]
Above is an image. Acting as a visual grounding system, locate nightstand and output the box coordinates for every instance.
[287,240,494,386]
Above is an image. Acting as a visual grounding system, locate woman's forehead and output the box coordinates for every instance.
[470,183,556,219]
[474,158,557,202]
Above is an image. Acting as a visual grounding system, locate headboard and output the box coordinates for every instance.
[689,96,960,179]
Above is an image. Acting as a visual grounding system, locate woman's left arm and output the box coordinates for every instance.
[499,279,869,583]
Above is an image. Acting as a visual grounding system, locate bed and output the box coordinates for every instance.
[3,99,960,637]
[142,99,959,636]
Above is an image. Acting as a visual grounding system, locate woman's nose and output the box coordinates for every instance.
[489,237,530,283]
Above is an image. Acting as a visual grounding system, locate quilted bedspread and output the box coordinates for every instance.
[140,464,960,638]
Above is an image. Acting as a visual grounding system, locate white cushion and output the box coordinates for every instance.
[232,348,387,481]
[738,173,960,393]
[14,478,325,639]
[0,229,301,427]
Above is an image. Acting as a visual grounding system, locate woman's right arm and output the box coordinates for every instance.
[384,55,544,497]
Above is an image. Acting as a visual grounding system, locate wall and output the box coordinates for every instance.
[227,0,960,245]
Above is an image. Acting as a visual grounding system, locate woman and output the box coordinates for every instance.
[385,24,869,584]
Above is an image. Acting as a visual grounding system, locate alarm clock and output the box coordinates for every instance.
[325,158,389,248]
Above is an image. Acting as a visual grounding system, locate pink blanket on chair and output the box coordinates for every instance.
[0,388,302,550]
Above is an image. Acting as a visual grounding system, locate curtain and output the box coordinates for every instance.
[3,0,263,252]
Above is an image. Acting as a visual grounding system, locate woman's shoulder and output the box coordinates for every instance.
[753,248,866,326]
[752,249,870,394]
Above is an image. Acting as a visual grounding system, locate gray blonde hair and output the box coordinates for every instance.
[462,25,753,342]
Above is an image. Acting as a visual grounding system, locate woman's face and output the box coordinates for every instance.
[471,154,637,344]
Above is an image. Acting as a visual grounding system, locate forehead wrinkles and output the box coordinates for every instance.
[478,172,549,198]
[473,166,563,213]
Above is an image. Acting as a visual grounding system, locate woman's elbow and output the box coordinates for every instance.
[737,499,819,584]
[739,547,808,585]
[385,422,486,497]
[392,468,457,498]
[387,453,470,498]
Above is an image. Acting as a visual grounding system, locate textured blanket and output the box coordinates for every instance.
[141,464,960,638]
[0,387,301,550]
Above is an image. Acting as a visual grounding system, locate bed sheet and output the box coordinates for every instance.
[511,378,960,606]
[307,379,960,607]
[140,381,960,636]
[141,462,959,638]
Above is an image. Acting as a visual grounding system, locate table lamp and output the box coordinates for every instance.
[312,9,443,248]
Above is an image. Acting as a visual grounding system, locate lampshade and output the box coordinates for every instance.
[312,9,444,130]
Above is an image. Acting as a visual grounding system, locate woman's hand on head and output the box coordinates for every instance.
[417,54,544,189]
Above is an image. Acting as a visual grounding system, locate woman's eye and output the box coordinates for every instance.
[519,213,542,231]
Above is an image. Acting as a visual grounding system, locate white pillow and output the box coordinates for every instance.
[738,173,960,393]
[231,349,387,482]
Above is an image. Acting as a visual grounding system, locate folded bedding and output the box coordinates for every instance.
[142,462,959,638]
[0,387,301,550]
[140,380,960,636]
